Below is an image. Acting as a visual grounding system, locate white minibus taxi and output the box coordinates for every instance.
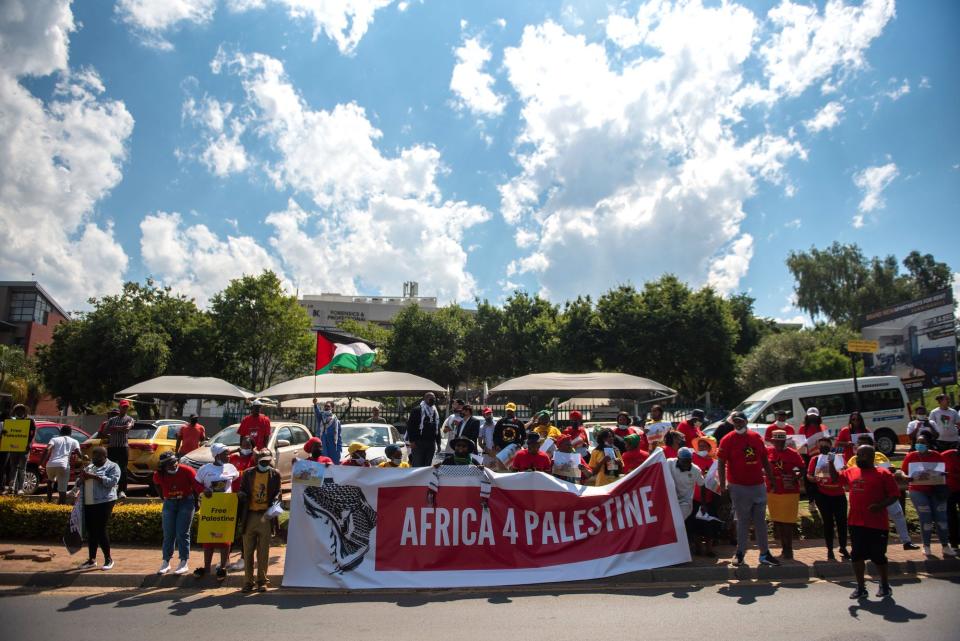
[725,376,910,455]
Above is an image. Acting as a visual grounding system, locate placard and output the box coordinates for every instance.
[0,419,31,452]
[197,492,239,544]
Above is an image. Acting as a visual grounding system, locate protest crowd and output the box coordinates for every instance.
[1,391,959,600]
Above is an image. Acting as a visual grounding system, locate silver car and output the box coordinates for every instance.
[180,421,313,481]
[338,423,407,465]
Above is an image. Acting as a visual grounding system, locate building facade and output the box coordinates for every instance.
[298,281,439,330]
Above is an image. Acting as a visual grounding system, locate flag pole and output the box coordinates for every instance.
[313,330,319,401]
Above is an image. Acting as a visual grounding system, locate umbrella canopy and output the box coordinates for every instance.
[557,396,621,408]
[488,372,676,402]
[280,396,381,410]
[116,376,255,401]
[258,371,444,401]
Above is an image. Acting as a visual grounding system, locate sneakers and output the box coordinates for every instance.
[102,559,114,571]
[241,583,255,593]
[257,583,268,593]
[839,547,850,559]
[228,558,245,571]
[876,584,893,598]
[216,567,227,580]
[943,545,958,557]
[758,553,781,567]
[78,559,97,570]
[192,567,206,578]
[173,560,190,575]
[923,545,932,557]
[849,585,868,600]
[118,492,127,500]
[903,542,920,550]
[734,552,745,566]
[157,561,171,575]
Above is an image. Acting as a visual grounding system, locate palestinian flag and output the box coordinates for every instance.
[315,333,376,373]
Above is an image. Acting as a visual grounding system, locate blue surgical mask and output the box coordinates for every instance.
[257,462,271,471]
[916,443,928,453]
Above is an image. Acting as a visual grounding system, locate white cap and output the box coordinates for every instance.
[250,399,263,407]
[806,407,820,417]
[211,443,229,458]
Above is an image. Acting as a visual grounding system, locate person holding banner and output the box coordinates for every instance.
[717,412,779,567]
[551,435,592,484]
[765,430,805,560]
[237,450,281,592]
[379,444,409,468]
[1,404,37,495]
[441,437,480,466]
[528,411,562,442]
[806,435,850,561]
[589,428,623,486]
[621,434,649,474]
[406,392,441,467]
[836,411,871,462]
[193,444,240,579]
[342,442,373,467]
[898,435,955,557]
[763,408,795,443]
[511,433,552,472]
[154,451,197,576]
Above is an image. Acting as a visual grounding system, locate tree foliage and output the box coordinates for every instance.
[738,328,856,393]
[386,304,475,388]
[0,345,28,393]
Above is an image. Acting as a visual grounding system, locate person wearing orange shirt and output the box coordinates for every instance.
[175,415,206,456]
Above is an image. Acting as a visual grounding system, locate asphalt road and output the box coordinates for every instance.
[1,576,956,640]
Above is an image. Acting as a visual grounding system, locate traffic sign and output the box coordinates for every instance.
[847,339,879,354]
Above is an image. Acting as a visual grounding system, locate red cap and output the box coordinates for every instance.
[482,407,493,415]
[118,399,130,409]
[569,410,582,420]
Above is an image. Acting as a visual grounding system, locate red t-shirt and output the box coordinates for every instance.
[177,423,206,455]
[901,450,946,494]
[807,454,844,496]
[152,465,197,500]
[511,449,552,472]
[562,425,590,448]
[766,446,805,494]
[839,466,899,530]
[228,452,256,491]
[835,425,871,459]
[763,423,795,442]
[799,424,826,439]
[691,453,715,502]
[621,448,649,474]
[341,458,371,467]
[718,430,768,486]
[676,421,703,448]
[942,450,960,492]
[238,414,272,450]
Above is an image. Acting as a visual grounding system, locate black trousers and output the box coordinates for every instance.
[814,492,847,550]
[947,490,960,548]
[410,440,437,467]
[107,447,128,493]
[84,501,115,561]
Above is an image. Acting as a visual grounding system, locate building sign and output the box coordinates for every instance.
[861,289,957,391]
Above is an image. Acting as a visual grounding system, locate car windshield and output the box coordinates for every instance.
[211,426,241,447]
[33,427,60,445]
[732,400,767,423]
[128,427,157,440]
[341,425,391,447]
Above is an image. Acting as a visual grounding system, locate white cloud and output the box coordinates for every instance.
[953,273,960,308]
[885,78,910,100]
[182,95,249,176]
[116,0,217,50]
[708,234,755,295]
[919,76,931,89]
[804,101,844,132]
[0,0,134,309]
[784,218,802,229]
[158,50,490,303]
[760,0,895,97]
[450,36,506,117]
[853,162,898,221]
[495,18,506,29]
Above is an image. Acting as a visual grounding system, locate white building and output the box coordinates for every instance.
[299,281,439,330]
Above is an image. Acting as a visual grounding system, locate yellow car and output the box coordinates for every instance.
[84,419,187,491]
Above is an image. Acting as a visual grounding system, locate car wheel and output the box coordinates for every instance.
[22,467,39,495]
[874,430,896,456]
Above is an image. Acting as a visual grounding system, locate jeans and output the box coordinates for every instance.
[410,440,436,467]
[728,483,769,555]
[106,447,128,494]
[814,493,847,551]
[947,490,960,548]
[910,487,950,547]
[3,453,27,492]
[84,501,115,561]
[161,497,196,562]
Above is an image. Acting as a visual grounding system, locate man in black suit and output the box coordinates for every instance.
[446,404,481,451]
[406,392,441,467]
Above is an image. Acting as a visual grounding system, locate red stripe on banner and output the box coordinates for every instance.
[374,463,676,571]
[315,333,335,373]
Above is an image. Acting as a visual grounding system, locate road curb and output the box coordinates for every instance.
[2,557,958,590]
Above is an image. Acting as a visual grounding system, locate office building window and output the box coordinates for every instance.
[8,291,52,323]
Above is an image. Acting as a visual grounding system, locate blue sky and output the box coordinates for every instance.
[2,0,958,322]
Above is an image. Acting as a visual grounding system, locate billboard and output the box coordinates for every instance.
[861,289,957,391]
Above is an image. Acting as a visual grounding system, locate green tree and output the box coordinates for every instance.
[555,296,602,372]
[463,300,509,383]
[738,330,853,393]
[727,293,779,356]
[386,304,474,388]
[209,271,314,392]
[595,285,645,374]
[499,292,560,375]
[0,345,28,393]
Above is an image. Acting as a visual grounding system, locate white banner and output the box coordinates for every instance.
[282,450,691,589]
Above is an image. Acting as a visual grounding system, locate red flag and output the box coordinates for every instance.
[315,333,335,374]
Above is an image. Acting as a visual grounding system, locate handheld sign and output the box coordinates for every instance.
[847,339,879,354]
[0,420,31,452]
[197,492,239,544]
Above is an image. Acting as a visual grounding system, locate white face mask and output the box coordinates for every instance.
[776,420,786,427]
[735,426,747,434]
[240,448,252,456]
[698,449,710,457]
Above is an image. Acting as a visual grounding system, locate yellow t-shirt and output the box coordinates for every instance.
[378,461,410,468]
[534,425,562,441]
[589,449,623,487]
[249,470,269,512]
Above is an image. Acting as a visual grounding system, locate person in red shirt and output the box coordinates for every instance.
[829,444,899,599]
[660,430,684,459]
[620,434,649,474]
[237,401,272,450]
[765,431,805,559]
[763,409,795,443]
[562,411,591,460]
[717,412,778,567]
[942,447,960,552]
[301,438,334,465]
[153,451,198,575]
[512,433,552,472]
[691,437,719,557]
[550,435,592,484]
[806,435,849,561]
[835,411,871,462]
[229,436,258,492]
[676,409,706,451]
[176,415,206,456]
[897,434,955,557]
